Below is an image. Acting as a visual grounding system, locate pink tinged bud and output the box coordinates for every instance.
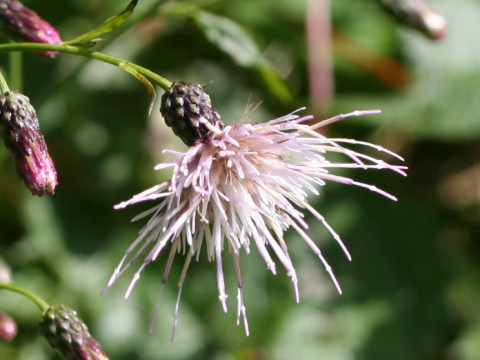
[0,257,12,283]
[0,313,17,342]
[0,0,62,57]
[379,0,447,40]
[39,304,109,360]
[0,91,57,196]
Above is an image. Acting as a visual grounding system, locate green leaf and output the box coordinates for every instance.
[258,63,294,103]
[64,0,139,48]
[194,11,261,67]
[119,62,157,115]
[194,11,293,102]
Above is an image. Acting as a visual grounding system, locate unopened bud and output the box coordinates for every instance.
[39,304,109,360]
[0,257,12,283]
[0,0,62,57]
[0,313,17,342]
[379,0,447,40]
[160,82,224,146]
[0,91,57,196]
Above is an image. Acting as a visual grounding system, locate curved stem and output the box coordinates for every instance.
[0,42,172,90]
[9,51,23,92]
[0,283,49,312]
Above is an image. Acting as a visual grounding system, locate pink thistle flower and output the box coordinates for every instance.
[104,83,406,338]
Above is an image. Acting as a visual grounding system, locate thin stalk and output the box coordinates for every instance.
[9,51,22,92]
[306,0,334,119]
[39,0,168,101]
[0,283,49,312]
[0,42,172,90]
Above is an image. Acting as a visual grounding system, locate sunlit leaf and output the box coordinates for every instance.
[194,11,292,102]
[119,63,156,115]
[194,11,260,67]
[64,0,139,48]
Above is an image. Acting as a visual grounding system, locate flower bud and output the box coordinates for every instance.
[379,0,447,40]
[0,257,12,283]
[39,304,109,360]
[0,313,17,342]
[0,91,57,196]
[160,82,224,146]
[0,0,62,57]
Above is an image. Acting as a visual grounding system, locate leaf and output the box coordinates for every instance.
[194,11,293,102]
[119,62,157,115]
[258,63,294,103]
[194,11,261,67]
[64,0,139,48]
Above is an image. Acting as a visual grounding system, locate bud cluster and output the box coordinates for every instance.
[0,91,57,196]
[160,81,224,146]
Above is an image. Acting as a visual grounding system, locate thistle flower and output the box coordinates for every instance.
[104,82,406,338]
[39,304,109,360]
[0,0,62,58]
[0,91,57,196]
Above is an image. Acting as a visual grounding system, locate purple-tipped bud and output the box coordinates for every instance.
[0,91,57,196]
[160,82,224,146]
[0,0,62,57]
[0,313,17,342]
[379,0,447,40]
[39,304,109,360]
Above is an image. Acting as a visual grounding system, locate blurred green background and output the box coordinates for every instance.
[1,0,480,359]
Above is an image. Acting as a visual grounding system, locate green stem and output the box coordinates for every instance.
[0,69,10,93]
[9,51,22,92]
[0,283,49,312]
[0,42,172,90]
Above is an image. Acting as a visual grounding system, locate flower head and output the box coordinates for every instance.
[0,91,58,196]
[104,82,406,338]
[0,0,62,57]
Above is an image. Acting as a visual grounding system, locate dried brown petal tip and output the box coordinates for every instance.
[0,0,62,57]
[160,81,224,146]
[39,304,109,360]
[0,91,57,196]
[0,313,17,342]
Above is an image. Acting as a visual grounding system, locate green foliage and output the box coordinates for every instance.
[64,0,139,48]
[1,0,480,359]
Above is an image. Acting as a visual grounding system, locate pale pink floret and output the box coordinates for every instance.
[103,109,406,338]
